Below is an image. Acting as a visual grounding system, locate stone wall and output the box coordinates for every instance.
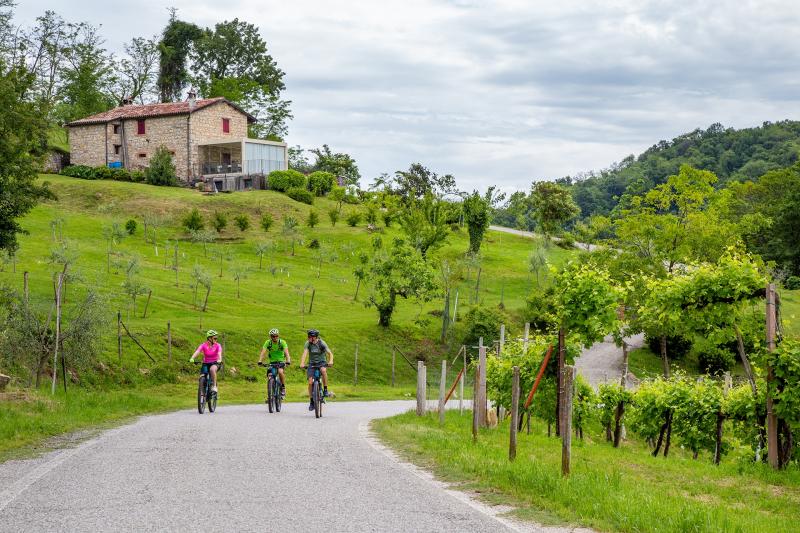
[118,116,189,176]
[68,124,106,167]
[189,102,249,177]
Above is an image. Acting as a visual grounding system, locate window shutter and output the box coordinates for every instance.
[137,119,146,134]
[222,118,230,133]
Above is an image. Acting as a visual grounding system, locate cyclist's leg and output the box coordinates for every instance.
[209,364,218,389]
[278,367,285,385]
[307,373,315,410]
[321,366,328,388]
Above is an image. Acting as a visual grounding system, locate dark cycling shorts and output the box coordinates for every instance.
[306,363,327,379]
[201,362,221,374]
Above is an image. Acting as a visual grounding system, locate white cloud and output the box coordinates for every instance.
[15,0,800,191]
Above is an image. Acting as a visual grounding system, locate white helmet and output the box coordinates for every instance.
[269,328,279,336]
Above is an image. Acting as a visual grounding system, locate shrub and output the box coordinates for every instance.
[785,276,800,290]
[328,208,339,226]
[130,170,146,183]
[525,287,557,332]
[365,205,378,225]
[307,171,335,196]
[287,187,314,205]
[234,214,250,232]
[61,164,95,179]
[462,305,510,347]
[555,231,576,249]
[346,212,362,227]
[308,238,320,249]
[260,212,274,232]
[110,168,131,181]
[211,211,228,233]
[307,210,320,228]
[93,165,113,180]
[146,146,177,186]
[183,208,204,232]
[125,219,137,235]
[268,169,306,191]
[694,339,735,374]
[343,192,361,204]
[645,333,692,360]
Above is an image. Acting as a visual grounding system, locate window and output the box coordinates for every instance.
[137,119,145,135]
[222,118,230,133]
[114,145,121,155]
[138,153,147,158]
[112,124,120,134]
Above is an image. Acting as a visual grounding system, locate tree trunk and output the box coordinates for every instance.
[714,412,724,465]
[440,289,450,342]
[663,411,674,457]
[613,401,625,448]
[660,335,670,378]
[354,277,361,301]
[202,286,211,312]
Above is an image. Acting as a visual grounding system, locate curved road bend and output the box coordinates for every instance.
[0,401,589,533]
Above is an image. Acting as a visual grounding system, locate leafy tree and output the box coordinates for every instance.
[288,145,313,173]
[0,56,53,252]
[145,145,177,186]
[281,215,300,256]
[352,251,369,301]
[346,212,362,227]
[463,190,491,254]
[307,171,335,196]
[189,229,215,257]
[101,222,126,272]
[328,208,339,227]
[125,219,137,235]
[398,194,450,258]
[254,242,269,269]
[211,211,228,233]
[366,239,439,326]
[529,181,579,238]
[110,35,159,104]
[192,18,290,139]
[310,145,360,186]
[234,214,250,232]
[306,210,319,228]
[260,212,274,232]
[393,163,457,199]
[329,186,346,212]
[157,11,202,102]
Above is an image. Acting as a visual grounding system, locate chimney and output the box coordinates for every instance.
[121,96,133,106]
[187,89,197,110]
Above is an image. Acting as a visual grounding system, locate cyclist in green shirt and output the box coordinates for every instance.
[257,328,291,397]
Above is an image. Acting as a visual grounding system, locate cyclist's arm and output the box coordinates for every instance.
[190,347,202,362]
[218,344,223,364]
[300,348,308,367]
[326,348,334,366]
[284,345,291,365]
[257,347,267,364]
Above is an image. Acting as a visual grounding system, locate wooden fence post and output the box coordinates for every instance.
[523,322,530,353]
[391,347,396,387]
[416,361,426,416]
[561,365,575,477]
[142,289,152,318]
[477,342,487,427]
[472,365,479,443]
[167,321,172,364]
[353,343,359,386]
[460,346,466,415]
[117,310,122,365]
[499,324,505,355]
[439,360,447,425]
[309,288,316,314]
[23,271,29,302]
[556,327,565,436]
[510,366,520,461]
[51,273,64,395]
[766,283,779,469]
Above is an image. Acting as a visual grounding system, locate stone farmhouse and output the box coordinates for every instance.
[65,92,287,190]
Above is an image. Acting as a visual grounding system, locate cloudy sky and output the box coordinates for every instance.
[15,0,800,192]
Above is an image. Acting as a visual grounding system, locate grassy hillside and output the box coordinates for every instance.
[1,175,573,391]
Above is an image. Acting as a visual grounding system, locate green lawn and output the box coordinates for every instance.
[373,411,800,533]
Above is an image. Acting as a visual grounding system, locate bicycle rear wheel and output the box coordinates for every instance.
[197,376,206,414]
[208,389,217,412]
[268,377,275,413]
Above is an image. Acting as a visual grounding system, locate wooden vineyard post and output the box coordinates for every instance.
[416,361,426,416]
[472,366,479,443]
[460,346,466,415]
[353,343,359,386]
[477,341,487,427]
[523,322,530,354]
[142,289,152,318]
[439,360,447,425]
[117,311,122,365]
[23,271,29,302]
[766,283,779,469]
[51,273,64,395]
[499,324,505,355]
[561,365,575,477]
[309,288,316,314]
[556,327,565,436]
[391,347,396,387]
[167,321,172,364]
[510,366,520,461]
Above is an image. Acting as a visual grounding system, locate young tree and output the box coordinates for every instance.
[346,212,362,227]
[212,246,232,278]
[234,214,250,232]
[260,212,274,232]
[394,163,457,199]
[306,210,319,228]
[211,211,228,233]
[328,208,339,227]
[352,252,369,301]
[310,145,360,186]
[102,223,126,273]
[190,264,210,308]
[183,208,204,232]
[463,190,491,254]
[255,242,269,269]
[281,216,300,256]
[366,240,440,327]
[145,146,177,186]
[231,265,248,298]
[398,194,450,258]
[529,181,579,238]
[189,229,216,257]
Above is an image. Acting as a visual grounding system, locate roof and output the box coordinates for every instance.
[65,97,257,126]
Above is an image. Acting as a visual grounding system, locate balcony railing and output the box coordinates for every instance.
[202,162,242,175]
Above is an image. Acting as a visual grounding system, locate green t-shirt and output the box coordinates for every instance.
[262,338,288,362]
[304,339,330,365]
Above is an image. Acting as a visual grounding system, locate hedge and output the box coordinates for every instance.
[268,169,307,192]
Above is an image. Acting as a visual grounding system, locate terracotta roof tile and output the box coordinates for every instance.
[66,98,256,126]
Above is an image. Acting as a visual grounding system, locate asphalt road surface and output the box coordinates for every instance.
[0,400,588,533]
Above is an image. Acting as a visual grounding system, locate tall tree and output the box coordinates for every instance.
[394,163,457,199]
[157,10,201,102]
[111,36,159,104]
[399,193,450,258]
[463,190,491,254]
[20,10,66,112]
[310,144,360,186]
[529,181,579,238]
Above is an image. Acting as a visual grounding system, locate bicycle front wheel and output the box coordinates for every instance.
[268,377,275,413]
[274,379,282,412]
[197,376,206,414]
[208,389,217,413]
[313,381,321,419]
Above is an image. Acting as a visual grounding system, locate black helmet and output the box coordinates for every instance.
[307,329,320,337]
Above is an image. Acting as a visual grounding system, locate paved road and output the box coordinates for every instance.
[0,401,586,533]
[574,334,645,389]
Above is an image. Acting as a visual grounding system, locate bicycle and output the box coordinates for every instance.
[259,361,288,413]
[303,363,328,418]
[195,361,222,414]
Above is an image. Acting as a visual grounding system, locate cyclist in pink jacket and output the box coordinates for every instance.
[189,330,223,392]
